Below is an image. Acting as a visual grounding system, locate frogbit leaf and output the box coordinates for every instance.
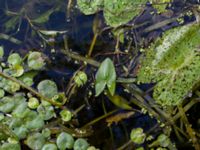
[95,58,116,96]
[56,132,74,150]
[37,80,58,98]
[26,133,45,150]
[27,52,45,70]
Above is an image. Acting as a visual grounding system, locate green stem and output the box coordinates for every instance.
[0,71,63,108]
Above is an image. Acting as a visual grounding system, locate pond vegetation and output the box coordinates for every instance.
[0,0,200,149]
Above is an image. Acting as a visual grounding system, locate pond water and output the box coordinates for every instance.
[0,0,199,150]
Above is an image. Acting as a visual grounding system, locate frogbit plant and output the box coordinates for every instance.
[0,48,97,150]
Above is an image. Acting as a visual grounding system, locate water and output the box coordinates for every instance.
[0,0,199,149]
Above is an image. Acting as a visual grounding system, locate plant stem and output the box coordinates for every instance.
[178,104,200,150]
[0,71,63,108]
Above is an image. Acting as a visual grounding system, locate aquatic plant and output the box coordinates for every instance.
[0,49,97,149]
[77,0,172,27]
[137,23,200,106]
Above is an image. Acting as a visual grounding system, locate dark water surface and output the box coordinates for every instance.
[0,0,199,149]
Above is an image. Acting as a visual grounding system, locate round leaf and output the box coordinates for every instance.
[28,52,45,70]
[74,138,89,150]
[27,133,45,150]
[42,143,57,150]
[56,132,74,150]
[37,80,58,98]
[8,53,22,66]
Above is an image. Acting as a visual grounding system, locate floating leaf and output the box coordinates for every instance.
[37,104,55,120]
[0,143,21,150]
[0,88,5,98]
[77,0,104,15]
[73,138,89,150]
[150,0,171,13]
[95,58,116,96]
[42,128,51,138]
[37,80,58,98]
[10,65,24,77]
[26,133,45,150]
[130,128,146,144]
[1,78,20,93]
[13,126,28,139]
[56,132,74,150]
[28,97,39,109]
[103,0,147,27]
[18,71,37,86]
[25,115,44,130]
[28,52,45,70]
[12,102,28,118]
[7,53,22,66]
[137,23,200,106]
[42,143,57,150]
[60,109,72,122]
[0,96,15,113]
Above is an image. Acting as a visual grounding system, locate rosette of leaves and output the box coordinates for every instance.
[137,23,200,106]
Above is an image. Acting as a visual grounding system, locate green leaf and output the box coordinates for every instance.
[106,93,132,110]
[0,96,15,113]
[25,115,44,130]
[150,0,171,13]
[1,143,21,150]
[103,0,147,27]
[12,102,28,118]
[137,23,200,106]
[13,126,28,139]
[18,71,37,86]
[37,80,58,98]
[0,46,4,58]
[95,58,116,96]
[56,132,74,150]
[42,143,57,150]
[130,128,146,144]
[73,138,89,150]
[42,128,51,138]
[95,81,106,96]
[27,52,45,70]
[28,97,39,109]
[7,53,22,66]
[60,109,72,122]
[9,65,24,77]
[77,0,104,15]
[26,133,45,150]
[37,104,55,120]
